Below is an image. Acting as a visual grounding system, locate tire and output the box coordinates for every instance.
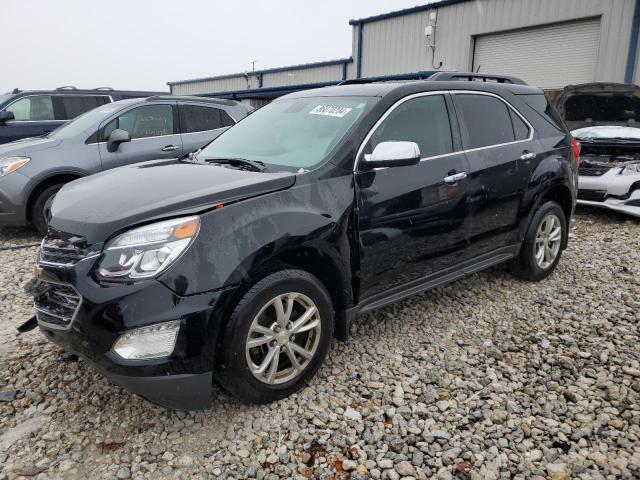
[216,269,334,404]
[31,183,64,236]
[510,200,566,281]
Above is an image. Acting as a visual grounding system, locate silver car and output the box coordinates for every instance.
[555,83,640,218]
[0,96,252,233]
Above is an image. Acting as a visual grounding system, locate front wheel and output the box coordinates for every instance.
[510,200,566,281]
[216,269,334,403]
[31,183,65,236]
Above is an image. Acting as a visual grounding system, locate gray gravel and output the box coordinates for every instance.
[0,209,639,480]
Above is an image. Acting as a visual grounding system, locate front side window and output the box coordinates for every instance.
[103,104,174,140]
[455,94,516,149]
[365,95,453,159]
[199,97,375,170]
[180,105,223,133]
[4,96,54,121]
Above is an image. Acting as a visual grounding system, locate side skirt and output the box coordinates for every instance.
[343,244,521,332]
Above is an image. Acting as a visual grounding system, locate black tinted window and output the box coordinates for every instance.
[57,96,107,120]
[509,109,530,140]
[221,110,235,127]
[519,94,565,130]
[180,105,223,133]
[367,95,453,158]
[456,94,515,149]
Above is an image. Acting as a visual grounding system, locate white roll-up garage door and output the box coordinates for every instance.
[473,19,601,89]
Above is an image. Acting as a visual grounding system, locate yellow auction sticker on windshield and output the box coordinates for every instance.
[309,105,353,118]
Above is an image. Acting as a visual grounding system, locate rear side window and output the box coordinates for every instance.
[519,94,565,130]
[455,94,515,149]
[366,95,453,158]
[57,95,109,120]
[221,110,235,127]
[509,110,530,140]
[180,105,224,133]
[4,95,54,121]
[103,104,174,140]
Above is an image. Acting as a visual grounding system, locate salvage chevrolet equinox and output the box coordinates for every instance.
[27,73,578,409]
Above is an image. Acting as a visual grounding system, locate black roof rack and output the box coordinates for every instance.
[56,86,78,90]
[144,95,238,106]
[427,72,527,85]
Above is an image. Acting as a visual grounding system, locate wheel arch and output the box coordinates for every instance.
[26,172,84,221]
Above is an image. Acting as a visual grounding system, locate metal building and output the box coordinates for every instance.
[168,0,640,105]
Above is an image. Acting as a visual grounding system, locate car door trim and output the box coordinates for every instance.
[354,90,535,172]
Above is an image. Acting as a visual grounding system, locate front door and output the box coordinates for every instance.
[355,93,472,300]
[0,95,64,144]
[98,103,183,170]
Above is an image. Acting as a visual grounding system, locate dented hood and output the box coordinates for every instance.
[49,159,296,243]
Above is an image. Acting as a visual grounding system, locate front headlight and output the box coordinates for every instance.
[621,163,640,175]
[97,216,199,280]
[0,156,30,177]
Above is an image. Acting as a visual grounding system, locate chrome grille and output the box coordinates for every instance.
[39,236,88,266]
[34,282,81,329]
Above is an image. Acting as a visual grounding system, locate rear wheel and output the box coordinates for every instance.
[217,269,333,403]
[510,200,566,281]
[31,183,65,236]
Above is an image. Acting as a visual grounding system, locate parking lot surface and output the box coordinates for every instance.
[0,209,639,480]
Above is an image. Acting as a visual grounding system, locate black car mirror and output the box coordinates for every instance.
[361,141,421,169]
[0,111,15,124]
[107,129,131,153]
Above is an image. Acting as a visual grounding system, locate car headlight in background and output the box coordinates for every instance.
[112,320,181,360]
[621,163,640,175]
[0,156,30,177]
[97,216,199,280]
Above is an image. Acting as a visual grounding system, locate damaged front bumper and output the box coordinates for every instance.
[26,253,229,410]
[577,167,640,218]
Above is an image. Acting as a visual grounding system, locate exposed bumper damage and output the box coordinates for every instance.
[577,151,640,218]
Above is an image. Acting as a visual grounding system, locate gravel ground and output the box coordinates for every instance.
[0,209,639,480]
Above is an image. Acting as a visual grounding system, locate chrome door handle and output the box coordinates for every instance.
[520,152,536,161]
[443,172,467,184]
[161,145,179,152]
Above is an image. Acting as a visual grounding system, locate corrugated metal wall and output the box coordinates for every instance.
[262,64,344,87]
[358,0,636,84]
[171,75,256,96]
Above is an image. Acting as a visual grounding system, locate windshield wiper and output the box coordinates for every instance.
[179,149,203,164]
[202,157,267,172]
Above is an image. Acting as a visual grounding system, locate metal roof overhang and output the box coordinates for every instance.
[195,71,438,100]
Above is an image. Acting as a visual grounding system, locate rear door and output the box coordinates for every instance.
[355,92,472,299]
[451,92,539,253]
[98,102,183,170]
[178,104,235,153]
[0,95,63,143]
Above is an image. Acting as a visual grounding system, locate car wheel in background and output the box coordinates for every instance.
[510,200,566,281]
[217,269,334,404]
[31,183,65,236]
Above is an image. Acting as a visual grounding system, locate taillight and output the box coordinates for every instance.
[571,138,581,165]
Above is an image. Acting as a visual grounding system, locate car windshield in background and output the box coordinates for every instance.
[199,97,376,171]
[564,92,640,123]
[47,103,122,139]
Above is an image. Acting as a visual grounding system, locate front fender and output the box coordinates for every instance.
[159,175,355,297]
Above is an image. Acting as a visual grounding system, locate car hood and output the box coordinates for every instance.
[555,82,640,131]
[0,137,62,156]
[49,159,297,243]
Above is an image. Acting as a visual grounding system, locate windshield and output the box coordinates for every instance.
[47,103,122,139]
[199,96,375,170]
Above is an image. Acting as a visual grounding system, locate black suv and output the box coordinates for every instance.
[27,73,578,409]
[0,86,164,144]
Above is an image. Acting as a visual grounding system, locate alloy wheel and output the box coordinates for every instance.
[534,213,562,270]
[245,292,322,385]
